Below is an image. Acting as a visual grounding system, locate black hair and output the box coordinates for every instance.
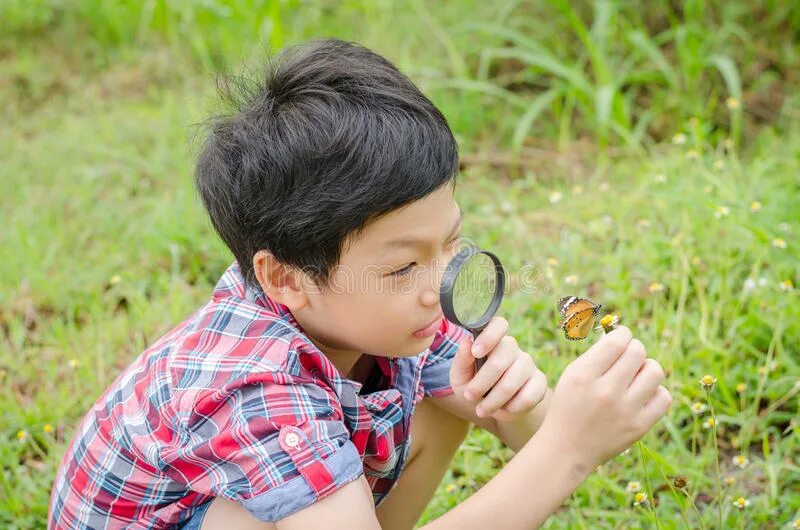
[195,38,459,290]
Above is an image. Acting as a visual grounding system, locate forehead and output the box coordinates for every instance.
[343,184,460,260]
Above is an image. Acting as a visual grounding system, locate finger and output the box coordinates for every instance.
[463,336,518,400]
[499,369,548,414]
[639,385,672,428]
[474,354,534,416]
[604,338,647,386]
[627,359,665,405]
[449,335,476,389]
[577,326,633,376]
[470,316,509,359]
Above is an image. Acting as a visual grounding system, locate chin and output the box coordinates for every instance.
[396,336,437,356]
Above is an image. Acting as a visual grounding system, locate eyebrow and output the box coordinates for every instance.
[384,209,462,249]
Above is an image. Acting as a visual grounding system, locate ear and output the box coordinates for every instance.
[252,250,311,311]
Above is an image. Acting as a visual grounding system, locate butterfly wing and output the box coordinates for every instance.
[557,296,603,340]
[557,297,601,327]
[557,296,577,317]
[562,307,599,340]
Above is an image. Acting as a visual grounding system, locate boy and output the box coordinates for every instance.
[49,39,671,529]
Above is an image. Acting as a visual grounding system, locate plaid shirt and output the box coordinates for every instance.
[49,262,468,528]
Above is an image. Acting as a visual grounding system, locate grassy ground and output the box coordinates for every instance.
[1,1,799,528]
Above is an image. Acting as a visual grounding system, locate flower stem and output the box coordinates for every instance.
[683,490,707,530]
[639,444,693,530]
[706,390,724,529]
[637,441,661,530]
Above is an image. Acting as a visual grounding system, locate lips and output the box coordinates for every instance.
[413,314,443,337]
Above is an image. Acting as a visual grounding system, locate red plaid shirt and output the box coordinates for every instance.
[49,262,468,528]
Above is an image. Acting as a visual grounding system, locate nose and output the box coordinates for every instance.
[420,259,446,307]
[420,287,438,307]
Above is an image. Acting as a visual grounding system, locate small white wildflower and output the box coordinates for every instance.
[732,454,749,469]
[732,497,750,510]
[625,481,642,493]
[633,492,649,507]
[772,238,787,249]
[700,375,717,391]
[690,402,707,415]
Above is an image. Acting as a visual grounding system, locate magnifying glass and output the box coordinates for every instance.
[440,246,506,373]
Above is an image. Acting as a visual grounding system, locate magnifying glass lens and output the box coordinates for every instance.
[452,253,497,327]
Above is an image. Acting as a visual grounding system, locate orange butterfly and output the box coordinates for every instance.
[557,296,602,341]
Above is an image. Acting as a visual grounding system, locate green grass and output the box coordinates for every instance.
[1,1,799,528]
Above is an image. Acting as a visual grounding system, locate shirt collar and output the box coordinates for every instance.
[212,261,305,333]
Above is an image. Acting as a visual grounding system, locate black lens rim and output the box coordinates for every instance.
[439,246,505,333]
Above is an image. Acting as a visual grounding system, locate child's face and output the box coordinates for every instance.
[293,182,462,360]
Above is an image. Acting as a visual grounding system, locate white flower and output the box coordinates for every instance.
[732,454,749,469]
[714,205,730,218]
[672,133,687,145]
[654,174,667,184]
[732,497,750,510]
[625,481,642,493]
[564,275,579,286]
[772,238,787,249]
[549,191,563,204]
[691,402,707,415]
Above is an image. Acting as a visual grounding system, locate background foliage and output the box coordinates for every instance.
[1,1,799,528]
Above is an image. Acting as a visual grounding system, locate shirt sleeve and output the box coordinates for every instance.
[160,379,364,522]
[420,318,470,398]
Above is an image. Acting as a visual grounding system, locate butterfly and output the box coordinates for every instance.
[557,296,602,341]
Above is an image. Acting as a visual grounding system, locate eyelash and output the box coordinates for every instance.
[390,236,462,277]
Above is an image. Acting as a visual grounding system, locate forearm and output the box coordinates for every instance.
[492,388,553,453]
[418,421,589,530]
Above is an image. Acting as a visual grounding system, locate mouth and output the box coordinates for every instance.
[413,314,443,338]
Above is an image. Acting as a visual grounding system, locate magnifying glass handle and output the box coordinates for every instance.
[468,327,490,398]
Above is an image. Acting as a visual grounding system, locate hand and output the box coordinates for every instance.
[537,326,672,472]
[450,316,549,423]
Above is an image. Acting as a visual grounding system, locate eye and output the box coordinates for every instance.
[391,263,417,276]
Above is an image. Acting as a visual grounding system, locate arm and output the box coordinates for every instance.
[270,422,587,530]
[430,387,553,453]
[275,327,671,530]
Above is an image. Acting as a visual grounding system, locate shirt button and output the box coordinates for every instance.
[285,433,300,448]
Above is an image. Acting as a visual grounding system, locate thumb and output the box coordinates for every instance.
[449,335,476,390]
